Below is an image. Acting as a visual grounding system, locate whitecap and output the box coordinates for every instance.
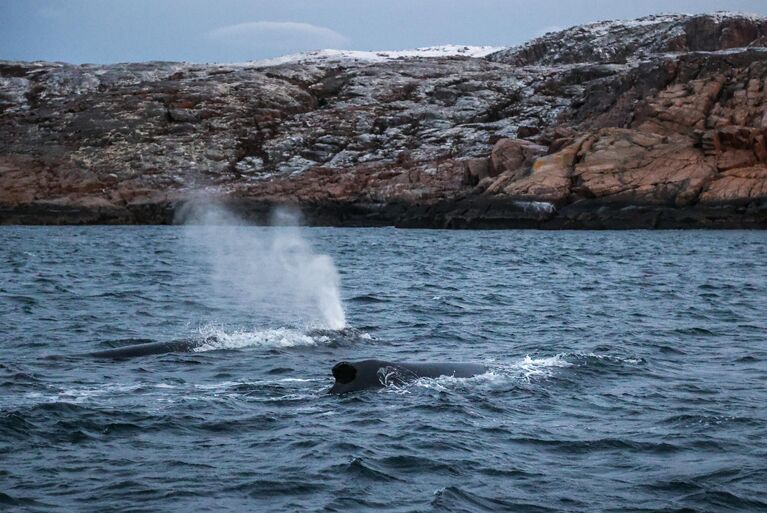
[191,325,321,352]
[383,354,574,394]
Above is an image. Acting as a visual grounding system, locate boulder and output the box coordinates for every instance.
[490,139,547,178]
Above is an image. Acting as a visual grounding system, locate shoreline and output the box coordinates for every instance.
[3,14,767,231]
[3,198,766,229]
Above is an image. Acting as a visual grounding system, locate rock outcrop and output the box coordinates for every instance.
[1,13,767,227]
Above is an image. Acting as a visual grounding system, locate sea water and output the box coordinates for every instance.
[1,227,766,512]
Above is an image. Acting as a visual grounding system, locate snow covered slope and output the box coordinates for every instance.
[249,45,504,67]
[488,12,767,65]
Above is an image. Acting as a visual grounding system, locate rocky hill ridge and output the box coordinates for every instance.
[1,12,766,227]
[488,12,767,65]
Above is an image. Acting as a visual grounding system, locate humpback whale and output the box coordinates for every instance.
[90,338,206,358]
[329,359,487,394]
[88,328,364,359]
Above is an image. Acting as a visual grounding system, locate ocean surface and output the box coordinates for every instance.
[1,226,766,513]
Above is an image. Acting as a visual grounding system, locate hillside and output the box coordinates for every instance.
[1,12,766,227]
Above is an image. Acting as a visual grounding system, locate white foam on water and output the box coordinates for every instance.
[513,201,556,214]
[503,354,574,381]
[385,354,574,394]
[397,352,648,394]
[19,383,148,407]
[16,377,325,409]
[587,353,645,365]
[189,322,373,351]
[192,324,323,352]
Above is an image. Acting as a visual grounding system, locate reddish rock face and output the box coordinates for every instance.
[700,166,767,202]
[1,13,767,227]
[489,139,547,179]
[475,35,767,221]
[484,138,587,203]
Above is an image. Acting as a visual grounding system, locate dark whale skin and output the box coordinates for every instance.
[90,339,202,358]
[328,359,487,394]
[87,329,361,359]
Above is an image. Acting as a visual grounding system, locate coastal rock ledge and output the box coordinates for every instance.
[2,13,767,228]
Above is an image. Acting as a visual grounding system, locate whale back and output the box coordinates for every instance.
[90,339,201,358]
[328,359,486,394]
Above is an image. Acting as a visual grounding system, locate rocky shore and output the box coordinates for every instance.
[2,13,767,228]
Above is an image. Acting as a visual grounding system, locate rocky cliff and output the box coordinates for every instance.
[2,13,767,227]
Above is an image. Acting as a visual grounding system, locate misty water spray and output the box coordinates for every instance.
[180,202,346,330]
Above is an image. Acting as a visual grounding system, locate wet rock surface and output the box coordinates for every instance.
[1,13,767,227]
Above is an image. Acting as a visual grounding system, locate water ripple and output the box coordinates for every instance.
[0,227,766,512]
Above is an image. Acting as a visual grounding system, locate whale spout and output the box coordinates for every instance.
[328,359,487,394]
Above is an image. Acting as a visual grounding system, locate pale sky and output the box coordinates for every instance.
[2,0,767,64]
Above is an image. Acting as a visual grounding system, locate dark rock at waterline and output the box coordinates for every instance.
[4,196,765,229]
[2,13,767,228]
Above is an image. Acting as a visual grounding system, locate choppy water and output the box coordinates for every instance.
[1,227,766,513]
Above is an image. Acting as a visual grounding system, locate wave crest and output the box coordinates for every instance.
[191,324,371,352]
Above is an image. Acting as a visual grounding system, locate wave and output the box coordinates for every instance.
[10,383,147,409]
[432,485,558,512]
[659,413,761,429]
[190,324,372,352]
[0,492,43,507]
[383,352,643,394]
[375,354,572,395]
[7,376,329,412]
[342,457,404,482]
[349,294,390,304]
[500,354,574,381]
[192,326,319,351]
[23,348,641,409]
[93,338,156,349]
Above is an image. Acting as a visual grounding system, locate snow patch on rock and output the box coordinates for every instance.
[248,45,505,67]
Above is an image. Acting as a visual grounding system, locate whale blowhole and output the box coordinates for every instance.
[332,362,357,384]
